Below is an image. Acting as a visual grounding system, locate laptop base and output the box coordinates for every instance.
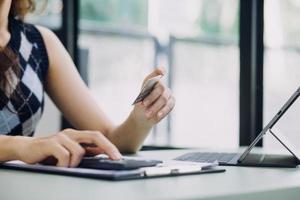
[175,152,299,168]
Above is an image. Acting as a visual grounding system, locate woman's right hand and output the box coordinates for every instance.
[14,129,122,168]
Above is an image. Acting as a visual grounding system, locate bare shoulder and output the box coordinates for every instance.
[34,25,70,68]
[35,25,60,45]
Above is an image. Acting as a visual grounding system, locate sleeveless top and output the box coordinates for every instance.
[0,18,49,136]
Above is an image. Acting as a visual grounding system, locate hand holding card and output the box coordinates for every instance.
[131,68,175,127]
[132,75,163,105]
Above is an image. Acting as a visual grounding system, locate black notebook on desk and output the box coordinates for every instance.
[0,157,225,181]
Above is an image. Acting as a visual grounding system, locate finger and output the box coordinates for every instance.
[58,134,85,167]
[40,156,58,166]
[88,133,122,160]
[66,130,122,160]
[146,90,171,118]
[84,147,105,156]
[48,143,71,167]
[155,96,175,121]
[142,67,165,86]
[142,82,165,107]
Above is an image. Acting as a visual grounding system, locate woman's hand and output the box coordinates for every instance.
[132,68,175,127]
[14,129,122,168]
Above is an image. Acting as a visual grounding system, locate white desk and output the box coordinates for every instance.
[0,149,300,200]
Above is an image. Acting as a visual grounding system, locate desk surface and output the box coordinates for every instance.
[1,149,300,200]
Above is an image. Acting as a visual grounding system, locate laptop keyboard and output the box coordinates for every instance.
[174,152,238,163]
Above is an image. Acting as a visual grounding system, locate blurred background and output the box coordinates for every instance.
[27,0,300,151]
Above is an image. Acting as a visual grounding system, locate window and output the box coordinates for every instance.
[79,0,152,124]
[25,1,300,149]
[80,0,147,30]
[26,0,63,30]
[168,0,239,148]
[264,0,300,149]
[79,0,240,147]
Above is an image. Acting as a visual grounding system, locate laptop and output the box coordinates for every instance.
[175,87,300,168]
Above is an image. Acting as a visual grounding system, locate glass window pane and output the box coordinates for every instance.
[264,0,300,149]
[25,0,63,29]
[80,0,148,30]
[162,0,240,148]
[79,0,239,147]
[78,33,155,124]
[172,41,239,148]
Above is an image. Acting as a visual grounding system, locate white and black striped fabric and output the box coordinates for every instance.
[0,18,49,136]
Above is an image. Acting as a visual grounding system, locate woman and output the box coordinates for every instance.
[0,0,175,168]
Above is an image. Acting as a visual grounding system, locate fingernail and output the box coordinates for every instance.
[114,152,122,160]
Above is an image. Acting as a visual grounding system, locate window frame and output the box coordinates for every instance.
[239,0,264,146]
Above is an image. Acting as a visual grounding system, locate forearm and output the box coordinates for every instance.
[107,111,152,154]
[0,135,21,162]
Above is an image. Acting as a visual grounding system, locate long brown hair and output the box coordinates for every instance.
[10,0,36,20]
[0,0,35,105]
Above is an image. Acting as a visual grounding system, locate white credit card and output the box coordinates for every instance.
[132,75,162,105]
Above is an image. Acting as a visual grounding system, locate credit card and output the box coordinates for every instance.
[132,75,162,105]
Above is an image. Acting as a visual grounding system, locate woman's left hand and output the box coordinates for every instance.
[132,68,175,127]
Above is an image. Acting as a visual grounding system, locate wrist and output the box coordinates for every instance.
[129,110,153,131]
[0,136,24,161]
[10,136,23,160]
[10,136,32,161]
